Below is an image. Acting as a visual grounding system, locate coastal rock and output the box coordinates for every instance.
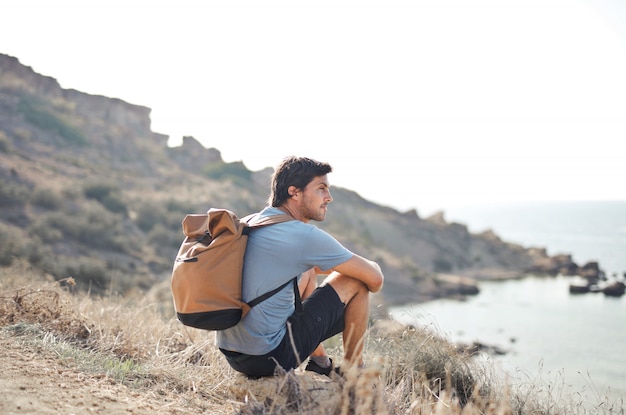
[577,261,601,281]
[602,281,625,297]
[568,275,624,297]
[568,277,591,294]
[434,274,480,297]
[527,250,577,275]
[461,341,508,356]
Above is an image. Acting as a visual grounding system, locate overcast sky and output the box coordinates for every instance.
[2,0,626,216]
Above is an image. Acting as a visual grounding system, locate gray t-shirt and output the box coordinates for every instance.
[216,206,353,355]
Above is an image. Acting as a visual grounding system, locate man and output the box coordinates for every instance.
[217,156,384,378]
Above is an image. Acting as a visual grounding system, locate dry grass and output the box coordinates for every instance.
[1,261,624,415]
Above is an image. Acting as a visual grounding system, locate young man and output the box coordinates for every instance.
[216,156,384,378]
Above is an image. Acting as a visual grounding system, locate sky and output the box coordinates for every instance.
[2,0,626,216]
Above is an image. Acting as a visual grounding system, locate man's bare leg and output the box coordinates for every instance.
[323,271,370,367]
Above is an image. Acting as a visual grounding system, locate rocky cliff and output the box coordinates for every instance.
[0,53,580,311]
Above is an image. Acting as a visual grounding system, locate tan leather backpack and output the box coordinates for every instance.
[171,208,297,330]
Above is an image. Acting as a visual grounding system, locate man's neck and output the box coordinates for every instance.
[277,204,307,223]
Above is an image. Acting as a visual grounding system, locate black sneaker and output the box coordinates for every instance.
[305,358,341,377]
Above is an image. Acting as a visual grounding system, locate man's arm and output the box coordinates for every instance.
[331,254,384,293]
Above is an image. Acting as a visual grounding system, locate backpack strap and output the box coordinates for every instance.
[246,277,302,312]
[243,212,303,312]
[243,213,294,231]
[293,277,303,312]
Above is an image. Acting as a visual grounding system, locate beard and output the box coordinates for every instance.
[301,196,327,222]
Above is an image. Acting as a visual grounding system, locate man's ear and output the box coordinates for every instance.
[288,185,298,197]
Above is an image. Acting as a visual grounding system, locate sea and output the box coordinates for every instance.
[389,200,626,403]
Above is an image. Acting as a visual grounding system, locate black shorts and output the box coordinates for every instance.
[220,284,345,378]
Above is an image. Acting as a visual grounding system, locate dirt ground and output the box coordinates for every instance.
[0,332,192,415]
[0,330,344,415]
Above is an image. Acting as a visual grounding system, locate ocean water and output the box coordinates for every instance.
[390,200,626,402]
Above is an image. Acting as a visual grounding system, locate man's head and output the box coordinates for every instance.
[269,156,333,220]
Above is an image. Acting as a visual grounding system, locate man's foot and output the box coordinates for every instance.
[305,357,341,377]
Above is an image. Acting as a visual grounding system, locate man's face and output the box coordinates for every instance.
[297,175,333,222]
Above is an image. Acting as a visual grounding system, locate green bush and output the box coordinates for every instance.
[0,131,12,153]
[84,182,128,215]
[165,199,193,213]
[12,127,32,142]
[84,183,114,201]
[27,219,63,243]
[203,161,252,186]
[165,199,196,228]
[31,202,137,254]
[148,223,183,259]
[18,94,87,146]
[100,194,128,215]
[49,256,110,291]
[135,199,196,235]
[0,223,23,266]
[135,204,168,233]
[31,187,64,209]
[0,180,30,208]
[22,237,55,268]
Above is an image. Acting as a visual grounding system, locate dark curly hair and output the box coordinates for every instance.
[268,156,333,207]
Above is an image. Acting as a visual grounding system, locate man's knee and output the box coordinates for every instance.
[299,268,318,298]
[323,272,369,304]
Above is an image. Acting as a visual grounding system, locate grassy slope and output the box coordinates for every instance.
[1,262,622,415]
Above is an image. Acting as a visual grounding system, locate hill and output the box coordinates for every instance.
[0,52,575,311]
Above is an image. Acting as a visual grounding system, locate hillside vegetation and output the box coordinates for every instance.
[0,53,575,311]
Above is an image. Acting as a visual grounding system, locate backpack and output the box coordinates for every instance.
[171,208,297,330]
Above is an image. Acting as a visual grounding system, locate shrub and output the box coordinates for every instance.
[22,237,55,267]
[31,187,63,209]
[84,182,114,201]
[47,256,110,292]
[18,94,87,146]
[83,182,128,215]
[203,161,252,186]
[135,204,168,232]
[147,223,181,259]
[12,127,32,142]
[27,219,63,243]
[99,193,128,215]
[30,202,137,254]
[165,199,196,227]
[0,223,23,266]
[0,130,12,153]
[0,180,30,208]
[165,199,193,213]
[371,321,492,406]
